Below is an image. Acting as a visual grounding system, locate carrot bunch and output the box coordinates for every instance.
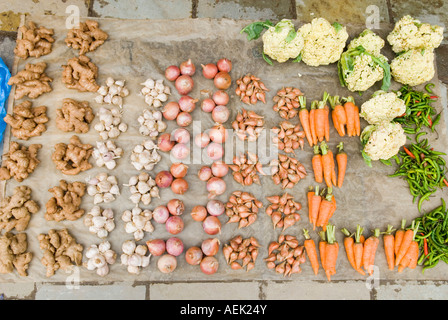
[312,141,347,188]
[319,223,339,281]
[328,95,361,137]
[303,228,320,275]
[298,92,331,148]
[341,225,380,276]
[307,186,336,231]
[383,220,421,272]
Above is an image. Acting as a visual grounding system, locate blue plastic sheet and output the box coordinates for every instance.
[0,57,11,145]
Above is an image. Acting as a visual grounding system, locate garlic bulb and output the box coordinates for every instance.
[86,173,120,204]
[140,78,171,108]
[138,109,167,139]
[83,241,117,277]
[84,205,116,238]
[120,240,151,274]
[96,77,129,107]
[122,207,154,241]
[95,106,128,140]
[92,140,123,170]
[130,139,161,171]
[124,172,159,206]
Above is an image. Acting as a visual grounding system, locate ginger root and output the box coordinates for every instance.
[56,98,94,133]
[38,228,83,277]
[45,179,86,222]
[0,141,41,182]
[52,135,93,175]
[4,100,49,140]
[0,232,33,276]
[8,62,52,99]
[14,21,54,59]
[62,54,100,92]
[65,20,108,55]
[0,185,39,232]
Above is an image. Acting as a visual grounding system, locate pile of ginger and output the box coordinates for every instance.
[3,100,49,140]
[0,141,41,182]
[14,21,54,59]
[8,62,52,100]
[52,135,93,175]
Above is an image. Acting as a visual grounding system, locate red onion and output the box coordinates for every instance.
[216,58,232,73]
[170,143,190,160]
[212,90,229,106]
[152,205,170,224]
[212,105,230,124]
[179,95,198,113]
[170,162,188,178]
[206,199,225,217]
[155,170,173,188]
[179,59,196,76]
[201,63,218,79]
[171,178,188,195]
[167,199,185,216]
[213,71,231,90]
[165,65,181,81]
[211,161,228,177]
[175,74,194,95]
[198,166,212,181]
[172,128,191,144]
[158,133,175,152]
[201,98,216,113]
[166,216,184,235]
[200,256,219,275]
[176,111,193,127]
[166,237,184,257]
[208,124,228,143]
[206,142,224,160]
[146,239,166,256]
[202,215,221,235]
[194,132,210,148]
[185,246,203,265]
[206,177,226,199]
[162,101,180,121]
[157,254,177,273]
[201,238,220,256]
[191,205,208,222]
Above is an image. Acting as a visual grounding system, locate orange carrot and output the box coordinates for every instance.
[354,104,361,136]
[303,228,319,275]
[312,145,323,184]
[320,141,333,188]
[394,219,406,256]
[362,228,380,275]
[324,223,338,281]
[310,186,322,230]
[307,186,314,222]
[395,221,418,266]
[318,230,327,270]
[316,190,333,231]
[328,189,337,220]
[322,92,330,142]
[327,149,337,187]
[353,225,365,274]
[343,96,356,137]
[382,225,396,270]
[315,99,327,142]
[309,101,318,146]
[298,96,313,147]
[336,142,347,188]
[341,228,356,271]
[397,240,419,272]
[329,95,346,136]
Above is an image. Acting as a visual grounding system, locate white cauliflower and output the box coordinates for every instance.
[387,15,444,53]
[298,18,349,66]
[347,29,385,57]
[262,19,304,63]
[390,48,435,86]
[361,122,407,162]
[360,91,406,125]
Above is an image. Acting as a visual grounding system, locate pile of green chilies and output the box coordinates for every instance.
[394,83,441,134]
[414,199,448,272]
[389,134,448,211]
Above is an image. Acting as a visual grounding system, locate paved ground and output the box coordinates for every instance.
[0,0,447,300]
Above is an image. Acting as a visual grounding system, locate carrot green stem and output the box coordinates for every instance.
[326,223,336,244]
[382,224,396,235]
[354,224,364,243]
[341,228,353,237]
[303,228,311,240]
[320,141,329,155]
[298,95,307,110]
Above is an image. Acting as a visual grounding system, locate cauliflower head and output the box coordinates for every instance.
[387,15,444,53]
[361,122,406,162]
[347,29,385,57]
[262,19,304,63]
[390,48,435,86]
[360,91,406,125]
[298,18,349,67]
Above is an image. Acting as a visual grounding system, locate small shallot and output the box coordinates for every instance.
[165,215,184,235]
[200,256,219,275]
[201,63,218,79]
[185,246,203,265]
[201,238,220,256]
[202,215,221,235]
[166,237,184,257]
[146,239,166,256]
[157,254,177,273]
[165,65,181,81]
